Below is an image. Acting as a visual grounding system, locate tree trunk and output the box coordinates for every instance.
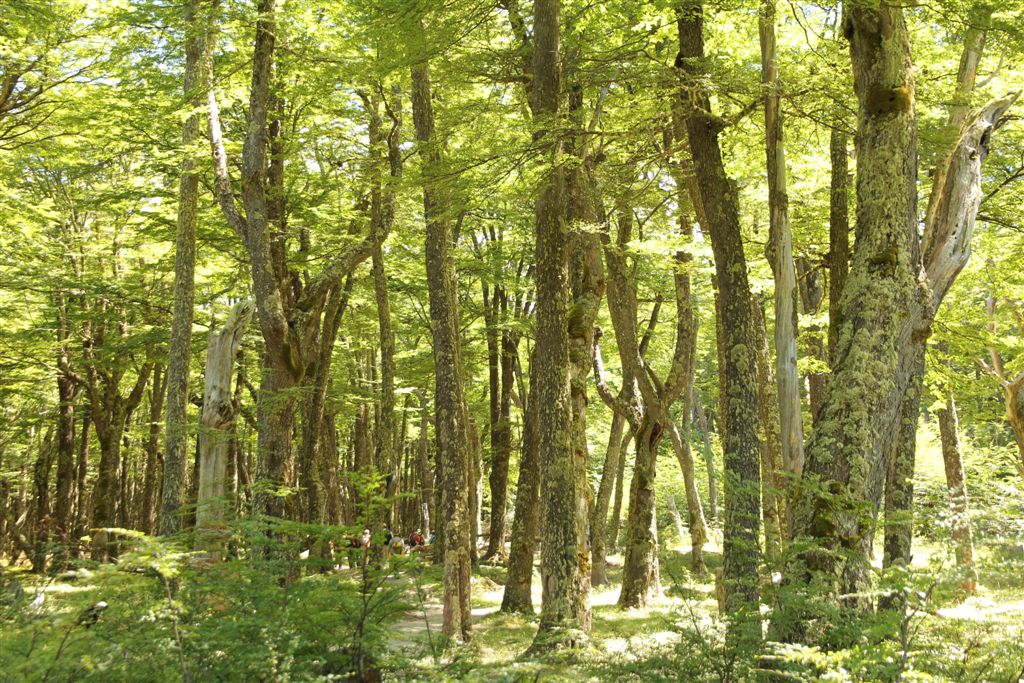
[411,57,473,643]
[591,410,625,585]
[693,391,718,520]
[502,354,540,614]
[161,0,209,536]
[528,0,589,648]
[759,0,804,481]
[416,392,434,540]
[677,1,762,646]
[751,297,784,558]
[196,301,253,557]
[827,126,850,367]
[31,429,54,572]
[54,364,76,560]
[141,364,165,534]
[74,412,90,557]
[788,5,919,601]
[609,429,628,551]
[936,395,977,594]
[882,352,923,575]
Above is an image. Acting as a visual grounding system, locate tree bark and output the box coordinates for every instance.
[411,56,473,643]
[161,0,209,535]
[692,390,718,520]
[591,410,625,585]
[196,301,253,556]
[760,0,804,482]
[827,126,850,367]
[751,297,784,558]
[936,395,977,594]
[502,353,541,614]
[677,1,762,646]
[53,333,77,560]
[141,363,165,534]
[528,0,590,648]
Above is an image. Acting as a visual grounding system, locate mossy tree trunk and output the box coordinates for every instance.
[161,0,210,536]
[677,0,762,647]
[411,57,473,643]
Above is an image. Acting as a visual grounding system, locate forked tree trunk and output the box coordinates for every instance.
[196,301,253,556]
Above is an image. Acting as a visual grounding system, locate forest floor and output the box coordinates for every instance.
[385,537,1024,682]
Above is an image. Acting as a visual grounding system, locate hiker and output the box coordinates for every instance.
[408,529,424,549]
[388,533,406,557]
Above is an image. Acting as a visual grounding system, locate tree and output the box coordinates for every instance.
[676,0,762,647]
[160,0,211,537]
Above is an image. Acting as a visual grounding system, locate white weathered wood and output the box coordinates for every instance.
[196,300,254,554]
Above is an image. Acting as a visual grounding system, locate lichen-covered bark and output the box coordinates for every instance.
[827,126,850,367]
[411,58,473,642]
[881,351,923,577]
[502,353,540,614]
[161,0,210,536]
[530,0,591,647]
[788,6,920,600]
[677,1,762,646]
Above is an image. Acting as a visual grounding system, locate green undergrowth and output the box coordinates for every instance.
[3,530,1023,681]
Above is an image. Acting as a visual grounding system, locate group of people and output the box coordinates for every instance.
[344,527,434,568]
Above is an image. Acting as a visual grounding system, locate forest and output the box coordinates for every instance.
[2,0,1024,680]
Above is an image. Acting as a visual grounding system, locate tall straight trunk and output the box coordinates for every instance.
[796,258,827,424]
[693,390,718,520]
[196,301,253,556]
[827,126,850,367]
[529,0,589,647]
[751,298,784,558]
[485,329,516,560]
[591,410,625,585]
[54,361,76,557]
[411,57,472,643]
[483,282,502,557]
[368,88,402,523]
[416,393,434,539]
[141,364,165,534]
[609,430,628,550]
[936,395,977,593]
[161,0,208,535]
[74,412,90,557]
[759,0,804,480]
[31,430,54,572]
[467,417,482,565]
[502,355,540,614]
[677,1,762,646]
